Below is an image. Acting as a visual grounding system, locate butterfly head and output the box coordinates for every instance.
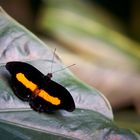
[44,73,53,81]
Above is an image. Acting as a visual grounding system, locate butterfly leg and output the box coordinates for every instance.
[29,95,45,112]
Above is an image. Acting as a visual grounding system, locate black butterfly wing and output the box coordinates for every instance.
[6,61,44,101]
[42,79,75,112]
[11,76,32,101]
[6,61,44,84]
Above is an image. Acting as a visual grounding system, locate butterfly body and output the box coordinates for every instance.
[6,61,75,112]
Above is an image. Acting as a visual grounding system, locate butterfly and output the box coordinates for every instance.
[6,61,75,112]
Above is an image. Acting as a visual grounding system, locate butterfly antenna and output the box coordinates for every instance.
[50,48,56,74]
[52,64,76,74]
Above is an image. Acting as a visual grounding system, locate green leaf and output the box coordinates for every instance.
[0,7,139,140]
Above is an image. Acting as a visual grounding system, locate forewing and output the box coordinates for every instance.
[6,61,44,100]
[6,61,44,86]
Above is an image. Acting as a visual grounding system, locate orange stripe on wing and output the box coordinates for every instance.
[16,73,61,105]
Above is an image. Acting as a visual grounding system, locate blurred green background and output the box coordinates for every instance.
[0,0,140,133]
